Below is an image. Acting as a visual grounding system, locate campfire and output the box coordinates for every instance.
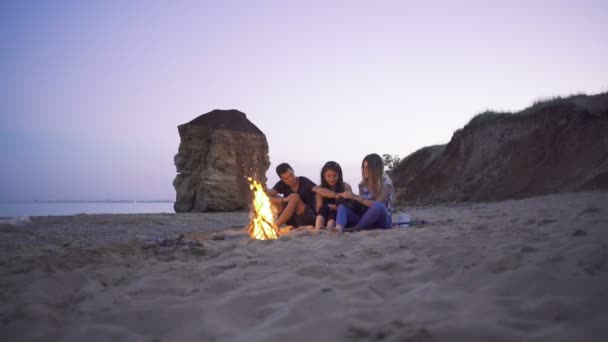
[246,177,281,240]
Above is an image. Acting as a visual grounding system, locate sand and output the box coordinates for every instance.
[1,191,607,341]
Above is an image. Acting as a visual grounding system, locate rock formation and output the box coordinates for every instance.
[392,92,608,204]
[173,110,270,212]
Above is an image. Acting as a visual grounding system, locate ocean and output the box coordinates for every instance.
[0,201,175,217]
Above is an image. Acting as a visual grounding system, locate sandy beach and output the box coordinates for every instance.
[1,191,607,341]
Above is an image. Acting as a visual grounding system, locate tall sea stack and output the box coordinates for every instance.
[173,110,270,212]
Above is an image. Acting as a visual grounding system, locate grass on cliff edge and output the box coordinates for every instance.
[394,91,607,172]
[457,91,608,132]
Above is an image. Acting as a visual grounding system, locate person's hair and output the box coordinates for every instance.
[360,153,385,198]
[320,161,345,193]
[275,162,293,176]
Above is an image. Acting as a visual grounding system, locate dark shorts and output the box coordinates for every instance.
[317,204,337,222]
[288,206,316,227]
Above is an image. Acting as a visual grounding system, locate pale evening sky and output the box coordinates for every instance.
[1,0,607,201]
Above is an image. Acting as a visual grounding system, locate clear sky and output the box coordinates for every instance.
[1,0,607,201]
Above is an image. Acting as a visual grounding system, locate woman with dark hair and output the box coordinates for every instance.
[312,161,352,229]
[335,153,394,232]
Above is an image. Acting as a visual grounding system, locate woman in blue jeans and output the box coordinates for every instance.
[335,153,394,232]
[313,161,353,230]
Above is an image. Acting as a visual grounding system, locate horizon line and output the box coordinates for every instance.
[0,200,175,204]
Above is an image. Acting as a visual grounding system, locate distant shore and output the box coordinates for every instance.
[0,201,178,218]
[0,200,174,203]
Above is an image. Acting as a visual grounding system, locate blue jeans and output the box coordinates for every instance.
[336,201,392,230]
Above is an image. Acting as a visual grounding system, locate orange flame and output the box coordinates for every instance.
[247,177,280,240]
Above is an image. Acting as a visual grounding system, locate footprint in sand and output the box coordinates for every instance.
[577,244,608,276]
[346,320,433,341]
[536,219,557,225]
[486,254,523,274]
[579,207,601,215]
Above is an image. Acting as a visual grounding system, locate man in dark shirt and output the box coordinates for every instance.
[267,163,317,228]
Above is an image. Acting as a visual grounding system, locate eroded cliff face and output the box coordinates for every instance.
[173,110,270,212]
[392,93,608,204]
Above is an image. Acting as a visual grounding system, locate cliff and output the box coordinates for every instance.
[392,92,608,204]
